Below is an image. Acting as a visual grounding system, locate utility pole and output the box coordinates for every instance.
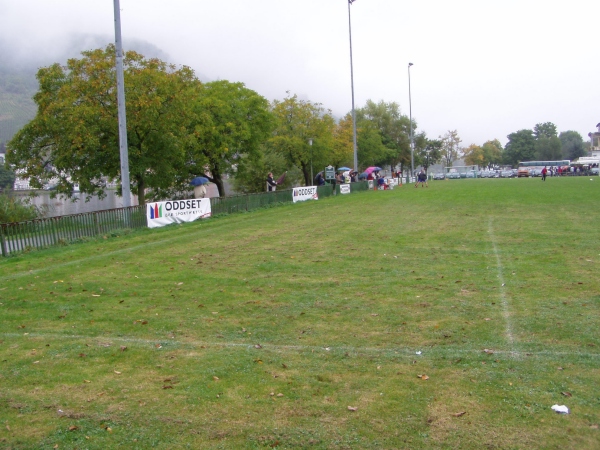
[113,0,131,207]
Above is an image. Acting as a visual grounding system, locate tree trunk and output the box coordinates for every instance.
[136,177,146,206]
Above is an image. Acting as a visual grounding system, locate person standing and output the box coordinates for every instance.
[193,184,207,199]
[266,172,277,192]
[415,169,428,188]
[541,166,547,181]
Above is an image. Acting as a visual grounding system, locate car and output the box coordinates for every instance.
[433,173,445,180]
[448,172,461,179]
[500,170,513,178]
[529,168,542,177]
[591,167,599,175]
[466,171,475,178]
[517,168,530,177]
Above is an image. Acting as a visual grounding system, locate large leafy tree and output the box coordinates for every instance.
[534,122,558,140]
[481,139,503,167]
[440,130,462,168]
[188,80,274,197]
[416,137,442,171]
[269,94,335,186]
[331,113,354,169]
[7,45,199,205]
[503,129,535,166]
[559,130,585,160]
[463,144,484,167]
[355,100,411,171]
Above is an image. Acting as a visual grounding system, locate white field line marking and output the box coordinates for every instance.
[488,218,515,350]
[2,332,598,360]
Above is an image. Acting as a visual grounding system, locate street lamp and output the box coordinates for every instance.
[408,62,414,181]
[308,138,313,185]
[113,0,131,207]
[348,0,358,173]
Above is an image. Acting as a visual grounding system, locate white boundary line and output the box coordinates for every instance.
[2,332,598,360]
[488,218,515,350]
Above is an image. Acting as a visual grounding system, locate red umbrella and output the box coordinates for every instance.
[276,172,287,185]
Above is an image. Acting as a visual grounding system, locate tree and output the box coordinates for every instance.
[503,129,535,166]
[0,163,15,189]
[331,113,354,169]
[559,130,585,160]
[7,45,199,205]
[355,100,411,172]
[269,94,335,186]
[463,144,484,167]
[440,130,462,168]
[356,119,390,168]
[535,136,562,160]
[188,80,274,197]
[416,138,442,171]
[534,122,558,139]
[481,139,503,167]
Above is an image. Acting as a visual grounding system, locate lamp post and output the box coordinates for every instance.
[408,62,414,181]
[308,138,313,185]
[348,0,358,173]
[113,0,131,207]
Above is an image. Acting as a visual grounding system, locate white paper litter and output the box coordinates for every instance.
[415,351,422,355]
[551,404,569,414]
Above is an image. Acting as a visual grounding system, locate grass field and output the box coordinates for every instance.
[1,176,599,449]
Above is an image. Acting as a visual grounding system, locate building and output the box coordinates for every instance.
[588,123,600,158]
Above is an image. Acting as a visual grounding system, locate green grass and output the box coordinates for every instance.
[1,176,599,449]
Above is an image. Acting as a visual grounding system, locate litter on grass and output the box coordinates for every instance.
[551,405,569,414]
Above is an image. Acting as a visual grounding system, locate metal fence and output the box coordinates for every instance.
[1,182,367,257]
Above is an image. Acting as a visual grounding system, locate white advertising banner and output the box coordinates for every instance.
[146,198,211,228]
[292,186,318,203]
[339,184,351,194]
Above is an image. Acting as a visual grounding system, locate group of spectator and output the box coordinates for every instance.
[547,165,598,176]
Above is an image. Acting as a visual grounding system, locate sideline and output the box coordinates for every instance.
[1,332,598,360]
[488,217,515,351]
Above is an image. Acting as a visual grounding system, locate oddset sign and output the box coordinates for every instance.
[146,198,211,228]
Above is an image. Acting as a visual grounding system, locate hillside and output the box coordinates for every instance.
[0,68,38,148]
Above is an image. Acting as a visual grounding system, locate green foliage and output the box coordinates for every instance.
[6,45,200,205]
[481,139,503,166]
[356,100,411,170]
[535,135,562,160]
[440,130,462,167]
[414,136,441,170]
[189,80,274,196]
[503,129,535,166]
[559,130,585,160]
[269,93,335,186]
[0,194,39,223]
[534,121,558,139]
[0,163,15,189]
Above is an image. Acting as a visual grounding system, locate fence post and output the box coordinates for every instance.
[0,225,6,257]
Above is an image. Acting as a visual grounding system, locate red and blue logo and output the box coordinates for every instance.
[149,203,163,219]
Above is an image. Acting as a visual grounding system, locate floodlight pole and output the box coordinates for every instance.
[408,62,414,180]
[308,138,314,185]
[348,1,358,173]
[114,0,131,207]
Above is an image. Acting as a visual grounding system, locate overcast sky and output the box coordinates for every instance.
[2,0,599,147]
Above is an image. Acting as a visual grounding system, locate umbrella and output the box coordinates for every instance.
[337,166,352,172]
[358,172,368,180]
[276,172,287,184]
[364,166,382,175]
[190,176,209,186]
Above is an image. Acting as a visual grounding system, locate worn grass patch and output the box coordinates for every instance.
[1,176,599,449]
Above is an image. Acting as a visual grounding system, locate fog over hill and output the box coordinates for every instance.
[0,34,209,146]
